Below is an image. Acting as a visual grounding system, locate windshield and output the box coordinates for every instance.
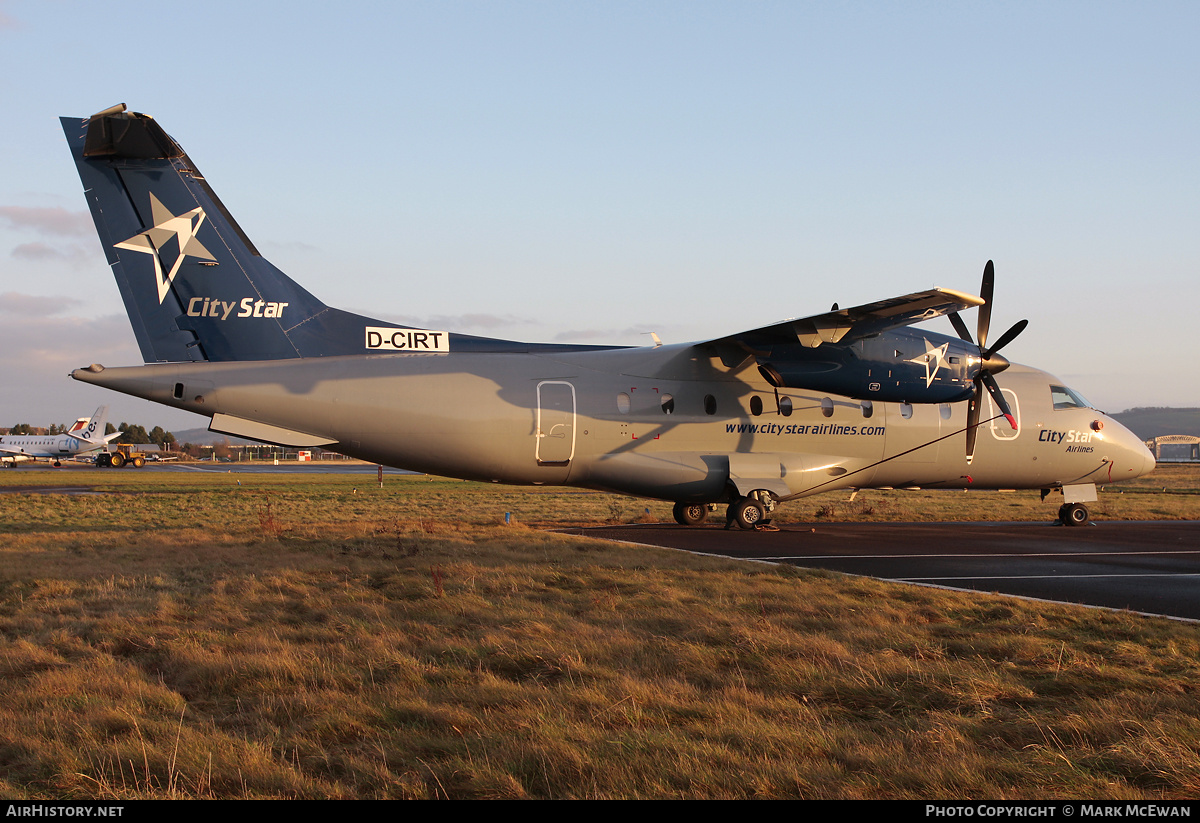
[1050,385,1093,410]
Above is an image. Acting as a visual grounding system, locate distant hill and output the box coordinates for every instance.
[1111,408,1200,440]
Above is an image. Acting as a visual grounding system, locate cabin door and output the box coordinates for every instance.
[536,381,576,466]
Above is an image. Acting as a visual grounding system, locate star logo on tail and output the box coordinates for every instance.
[115,193,217,304]
[906,338,950,388]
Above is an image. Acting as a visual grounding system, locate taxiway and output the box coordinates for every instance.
[574,521,1200,622]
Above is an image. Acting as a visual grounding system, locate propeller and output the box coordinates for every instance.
[948,260,1029,461]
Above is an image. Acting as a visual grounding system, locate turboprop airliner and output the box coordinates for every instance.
[0,406,121,466]
[61,104,1155,527]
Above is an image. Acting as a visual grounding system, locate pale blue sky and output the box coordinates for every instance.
[1,0,1196,431]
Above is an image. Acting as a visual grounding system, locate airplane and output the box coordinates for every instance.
[0,406,122,467]
[60,104,1155,528]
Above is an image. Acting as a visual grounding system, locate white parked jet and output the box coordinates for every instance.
[0,406,122,467]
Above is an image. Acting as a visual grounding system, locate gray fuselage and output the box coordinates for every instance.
[72,341,1155,504]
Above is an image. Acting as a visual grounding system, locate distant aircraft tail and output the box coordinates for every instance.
[68,405,114,444]
[61,105,401,363]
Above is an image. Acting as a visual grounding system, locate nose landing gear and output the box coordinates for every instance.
[1058,502,1090,527]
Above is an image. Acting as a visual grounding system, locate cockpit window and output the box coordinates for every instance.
[1050,385,1092,410]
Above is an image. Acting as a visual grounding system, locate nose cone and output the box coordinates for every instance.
[1135,439,1156,479]
[1102,416,1156,481]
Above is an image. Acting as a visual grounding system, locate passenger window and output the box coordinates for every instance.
[617,392,630,414]
[861,400,873,419]
[779,396,793,417]
[704,395,717,415]
[900,402,913,420]
[661,394,674,414]
[750,396,763,416]
[821,398,834,418]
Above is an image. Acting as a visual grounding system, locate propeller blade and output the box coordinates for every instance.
[980,371,1017,430]
[948,311,974,343]
[977,260,994,351]
[962,259,1021,458]
[983,318,1028,358]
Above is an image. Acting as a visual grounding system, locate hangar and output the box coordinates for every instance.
[1148,435,1200,462]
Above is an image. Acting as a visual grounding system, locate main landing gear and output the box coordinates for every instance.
[673,491,779,531]
[1058,502,1090,527]
[672,501,709,526]
[724,490,778,530]
[728,497,768,530]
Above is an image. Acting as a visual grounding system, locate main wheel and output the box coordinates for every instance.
[730,498,766,530]
[1059,503,1090,527]
[672,501,708,526]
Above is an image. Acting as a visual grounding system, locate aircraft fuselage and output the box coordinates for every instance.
[72,336,1153,502]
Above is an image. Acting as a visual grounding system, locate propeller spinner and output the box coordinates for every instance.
[948,260,1029,461]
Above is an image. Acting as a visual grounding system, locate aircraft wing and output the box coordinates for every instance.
[705,287,984,366]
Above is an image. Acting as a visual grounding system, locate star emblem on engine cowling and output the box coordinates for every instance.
[907,338,950,388]
[115,193,217,304]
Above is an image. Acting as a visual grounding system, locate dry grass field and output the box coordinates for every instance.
[0,464,1197,799]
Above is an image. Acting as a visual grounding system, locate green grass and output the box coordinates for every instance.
[0,464,1197,798]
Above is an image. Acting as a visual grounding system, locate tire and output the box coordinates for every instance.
[672,501,708,526]
[1060,503,1090,527]
[731,498,766,530]
[109,452,126,468]
[132,457,145,468]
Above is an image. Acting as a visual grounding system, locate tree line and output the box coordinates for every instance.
[2,421,178,449]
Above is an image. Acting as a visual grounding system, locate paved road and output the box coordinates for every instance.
[571,521,1200,622]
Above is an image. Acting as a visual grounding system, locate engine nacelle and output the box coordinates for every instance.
[755,328,978,404]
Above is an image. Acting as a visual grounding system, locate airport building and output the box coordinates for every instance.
[1147,434,1200,462]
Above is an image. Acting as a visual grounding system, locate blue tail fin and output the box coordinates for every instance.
[62,106,395,362]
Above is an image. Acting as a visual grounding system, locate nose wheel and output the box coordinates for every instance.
[1058,503,1090,527]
